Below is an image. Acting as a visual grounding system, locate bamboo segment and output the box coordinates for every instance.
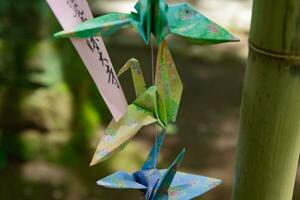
[233,0,300,199]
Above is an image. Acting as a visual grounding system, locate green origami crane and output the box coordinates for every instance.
[54,0,238,44]
[53,0,239,166]
[90,41,182,166]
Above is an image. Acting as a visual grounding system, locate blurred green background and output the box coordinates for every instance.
[0,0,298,199]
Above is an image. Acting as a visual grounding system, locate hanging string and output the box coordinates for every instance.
[150,37,155,85]
[150,36,159,166]
[154,130,157,168]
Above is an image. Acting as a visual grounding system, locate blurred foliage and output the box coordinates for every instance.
[0,0,56,87]
[0,0,110,165]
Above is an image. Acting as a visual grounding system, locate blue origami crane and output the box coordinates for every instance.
[97,131,222,199]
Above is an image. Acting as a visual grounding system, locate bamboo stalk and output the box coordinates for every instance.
[232,0,300,199]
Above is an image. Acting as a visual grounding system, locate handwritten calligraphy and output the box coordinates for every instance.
[66,0,120,88]
[46,0,128,120]
[67,0,87,21]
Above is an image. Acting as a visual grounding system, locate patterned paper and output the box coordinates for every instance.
[97,131,222,200]
[54,0,239,45]
[89,41,183,166]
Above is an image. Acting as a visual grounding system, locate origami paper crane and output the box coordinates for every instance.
[90,40,183,166]
[54,0,239,44]
[97,131,222,200]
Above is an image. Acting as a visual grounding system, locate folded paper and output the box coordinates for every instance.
[54,0,239,45]
[46,0,128,121]
[90,40,182,166]
[50,0,239,169]
[97,131,222,200]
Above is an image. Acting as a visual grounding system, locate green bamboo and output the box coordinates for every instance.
[233,0,300,200]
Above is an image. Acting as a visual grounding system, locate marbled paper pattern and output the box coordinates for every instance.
[97,131,222,200]
[55,0,238,45]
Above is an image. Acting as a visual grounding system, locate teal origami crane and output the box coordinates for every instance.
[54,0,239,44]
[97,131,222,200]
[90,41,182,166]
[52,0,240,167]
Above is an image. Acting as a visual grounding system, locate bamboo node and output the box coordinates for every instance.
[249,41,300,60]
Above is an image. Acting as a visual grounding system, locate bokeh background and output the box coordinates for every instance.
[0,0,299,199]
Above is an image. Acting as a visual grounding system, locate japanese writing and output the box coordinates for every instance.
[66,0,120,88]
[67,0,87,21]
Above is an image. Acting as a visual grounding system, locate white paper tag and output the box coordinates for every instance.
[46,0,128,121]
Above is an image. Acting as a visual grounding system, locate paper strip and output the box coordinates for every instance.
[46,0,128,121]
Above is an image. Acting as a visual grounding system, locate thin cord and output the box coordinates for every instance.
[150,36,159,167]
[154,131,157,168]
[150,37,155,85]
